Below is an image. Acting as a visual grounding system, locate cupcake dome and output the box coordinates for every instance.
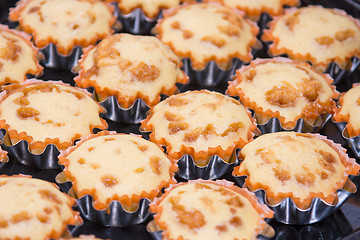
[262,6,360,71]
[0,175,79,240]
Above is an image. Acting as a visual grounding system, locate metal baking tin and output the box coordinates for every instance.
[326,57,360,85]
[40,44,83,70]
[234,175,359,225]
[56,172,152,227]
[176,153,238,180]
[256,114,332,135]
[182,58,244,87]
[0,128,61,169]
[99,96,150,124]
[118,8,159,35]
[333,119,360,159]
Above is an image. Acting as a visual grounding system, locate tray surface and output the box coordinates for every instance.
[0,0,360,239]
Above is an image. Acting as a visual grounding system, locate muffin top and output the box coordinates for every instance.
[227,58,338,129]
[0,24,42,85]
[0,175,78,240]
[262,6,360,71]
[9,0,116,55]
[333,84,360,138]
[75,33,188,108]
[59,132,177,210]
[234,132,359,208]
[115,0,189,19]
[156,2,259,70]
[0,80,106,150]
[142,90,255,160]
[151,180,273,240]
[208,0,299,19]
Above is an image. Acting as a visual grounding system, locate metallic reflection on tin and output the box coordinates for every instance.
[99,96,150,124]
[176,154,238,180]
[257,114,332,135]
[182,58,244,87]
[56,172,152,227]
[118,8,159,35]
[333,120,360,159]
[326,57,360,85]
[40,44,83,70]
[0,129,61,169]
[234,175,358,225]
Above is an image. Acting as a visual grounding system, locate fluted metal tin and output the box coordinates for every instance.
[118,8,159,35]
[56,172,152,227]
[182,58,244,87]
[234,175,358,225]
[176,153,238,180]
[0,129,61,169]
[326,57,360,85]
[333,120,360,159]
[40,44,83,70]
[99,96,150,124]
[256,114,332,135]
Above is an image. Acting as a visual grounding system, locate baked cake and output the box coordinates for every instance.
[333,84,360,138]
[58,131,177,211]
[114,0,191,19]
[0,79,107,153]
[206,0,299,20]
[155,2,259,70]
[0,175,80,240]
[141,90,256,166]
[227,57,339,129]
[233,132,360,209]
[0,24,42,85]
[262,6,360,71]
[75,33,188,109]
[150,180,273,240]
[9,0,116,56]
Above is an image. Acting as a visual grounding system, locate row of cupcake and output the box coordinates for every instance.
[3,0,360,85]
[0,0,359,239]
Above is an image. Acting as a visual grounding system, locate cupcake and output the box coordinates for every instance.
[148,180,274,240]
[0,24,42,85]
[333,84,360,158]
[141,90,257,179]
[75,33,188,124]
[155,2,260,86]
[0,175,81,240]
[227,57,339,132]
[9,0,116,69]
[0,79,107,168]
[262,6,360,82]
[233,131,360,224]
[205,0,300,21]
[57,131,177,227]
[111,0,192,35]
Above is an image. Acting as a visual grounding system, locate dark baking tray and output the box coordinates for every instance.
[1,0,360,239]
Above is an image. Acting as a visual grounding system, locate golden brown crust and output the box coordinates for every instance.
[0,79,108,152]
[9,0,116,56]
[333,84,360,138]
[204,0,300,19]
[75,41,188,109]
[155,2,259,71]
[150,179,274,240]
[0,174,82,240]
[58,131,178,210]
[227,58,339,129]
[262,6,360,71]
[233,133,360,209]
[141,89,257,163]
[0,24,43,84]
